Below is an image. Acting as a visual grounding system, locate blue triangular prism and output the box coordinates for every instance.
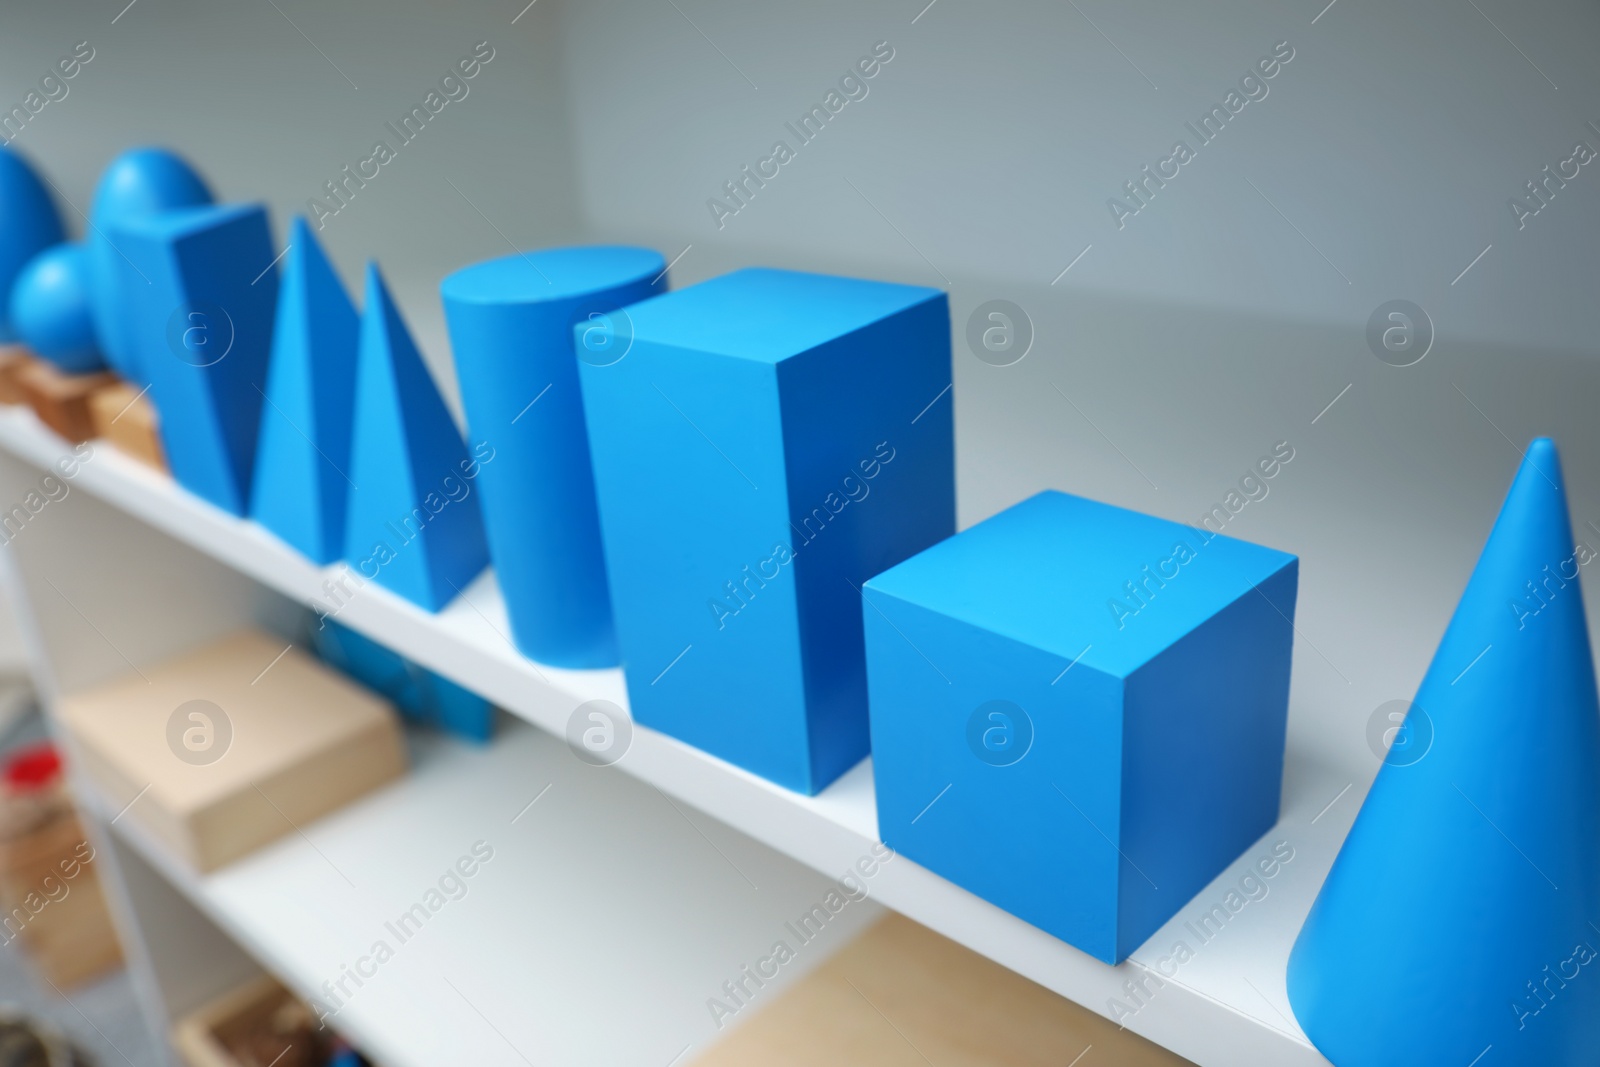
[1288,438,1600,1066]
[250,218,360,563]
[344,263,488,611]
[87,147,212,381]
[114,202,278,515]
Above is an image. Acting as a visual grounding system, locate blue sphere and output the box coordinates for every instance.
[11,243,104,373]
[88,147,212,379]
[0,148,65,341]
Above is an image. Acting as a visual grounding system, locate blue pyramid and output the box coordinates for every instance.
[344,263,489,611]
[250,218,359,563]
[1288,438,1600,1066]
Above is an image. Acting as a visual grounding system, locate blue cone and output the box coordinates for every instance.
[1287,438,1600,1066]
[251,219,359,563]
[344,263,489,611]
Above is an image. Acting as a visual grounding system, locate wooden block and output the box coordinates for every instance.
[90,380,167,471]
[60,629,407,872]
[692,913,1195,1067]
[15,359,118,443]
[0,346,38,404]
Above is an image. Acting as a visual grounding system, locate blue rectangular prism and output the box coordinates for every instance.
[863,490,1298,963]
[116,203,279,515]
[578,267,954,794]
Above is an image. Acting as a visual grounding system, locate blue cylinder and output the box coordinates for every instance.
[0,147,65,342]
[441,246,666,669]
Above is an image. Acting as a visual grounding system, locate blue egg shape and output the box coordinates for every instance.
[11,243,104,373]
[0,148,66,342]
[88,147,212,379]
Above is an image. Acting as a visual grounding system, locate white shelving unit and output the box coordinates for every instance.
[0,407,1348,1067]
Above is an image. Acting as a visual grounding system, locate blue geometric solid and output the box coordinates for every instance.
[312,617,414,703]
[863,490,1298,963]
[578,267,955,794]
[0,147,65,342]
[344,263,489,612]
[251,218,360,563]
[88,148,212,380]
[419,669,495,742]
[114,203,279,515]
[312,619,493,743]
[441,245,666,669]
[10,243,103,372]
[1287,438,1600,1067]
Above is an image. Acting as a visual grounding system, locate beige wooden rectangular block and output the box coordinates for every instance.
[89,379,167,471]
[60,630,407,872]
[693,913,1195,1067]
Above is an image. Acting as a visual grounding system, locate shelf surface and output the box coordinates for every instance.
[0,409,1348,1067]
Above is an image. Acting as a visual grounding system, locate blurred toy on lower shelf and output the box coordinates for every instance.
[0,741,124,989]
[173,976,375,1067]
[312,620,494,743]
[0,1007,93,1066]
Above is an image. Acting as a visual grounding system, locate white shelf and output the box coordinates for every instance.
[0,408,1345,1067]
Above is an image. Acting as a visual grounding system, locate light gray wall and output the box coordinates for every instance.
[4,0,1599,781]
[563,0,1600,355]
[558,0,1600,779]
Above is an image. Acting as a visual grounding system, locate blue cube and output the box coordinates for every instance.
[578,267,955,794]
[863,490,1298,963]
